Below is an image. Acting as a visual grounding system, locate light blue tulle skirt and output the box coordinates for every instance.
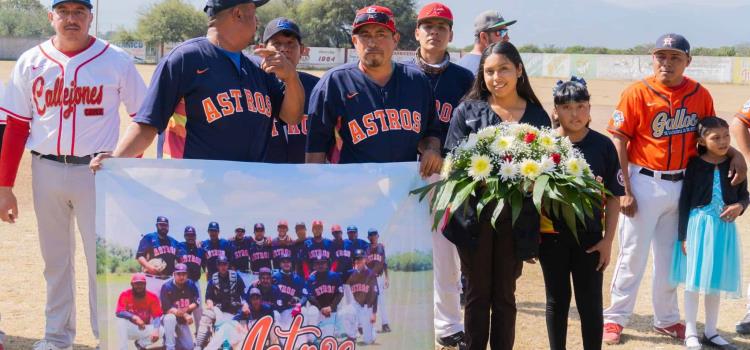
[670,206,742,298]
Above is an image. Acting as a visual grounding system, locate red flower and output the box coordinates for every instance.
[524,132,536,144]
[551,153,561,164]
[504,155,513,162]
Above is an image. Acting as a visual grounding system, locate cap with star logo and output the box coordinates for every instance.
[652,33,690,56]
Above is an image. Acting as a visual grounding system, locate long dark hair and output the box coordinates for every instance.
[696,117,729,155]
[464,41,542,107]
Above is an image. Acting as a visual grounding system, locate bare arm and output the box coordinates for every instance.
[305,152,326,164]
[113,122,159,158]
[612,134,636,217]
[731,116,750,158]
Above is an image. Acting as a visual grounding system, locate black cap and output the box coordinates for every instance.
[254,223,265,231]
[208,221,220,231]
[184,226,196,235]
[217,256,229,264]
[204,0,270,17]
[263,17,302,44]
[156,216,169,224]
[367,228,378,236]
[652,33,690,56]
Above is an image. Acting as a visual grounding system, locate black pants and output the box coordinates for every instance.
[539,233,603,350]
[457,219,523,350]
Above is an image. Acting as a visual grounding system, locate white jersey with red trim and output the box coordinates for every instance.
[1,37,145,156]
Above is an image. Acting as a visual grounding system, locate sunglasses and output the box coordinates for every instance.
[353,12,392,27]
[493,28,509,37]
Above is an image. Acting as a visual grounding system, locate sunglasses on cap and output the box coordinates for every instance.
[353,12,391,28]
[479,28,509,38]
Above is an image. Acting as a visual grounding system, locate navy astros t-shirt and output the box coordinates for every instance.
[306,62,441,163]
[264,71,320,163]
[135,37,284,161]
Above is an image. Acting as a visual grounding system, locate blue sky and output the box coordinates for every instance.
[97,159,432,255]
[93,0,750,48]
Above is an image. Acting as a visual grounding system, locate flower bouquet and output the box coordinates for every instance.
[411,123,609,240]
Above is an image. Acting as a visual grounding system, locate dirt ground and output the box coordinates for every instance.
[0,60,749,349]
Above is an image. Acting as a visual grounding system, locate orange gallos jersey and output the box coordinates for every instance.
[737,98,750,128]
[607,75,715,171]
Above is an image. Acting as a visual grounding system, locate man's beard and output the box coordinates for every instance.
[363,55,384,68]
[133,289,146,298]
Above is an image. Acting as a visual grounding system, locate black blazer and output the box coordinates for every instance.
[678,156,749,241]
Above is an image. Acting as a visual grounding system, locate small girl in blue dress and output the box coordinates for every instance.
[671,117,749,350]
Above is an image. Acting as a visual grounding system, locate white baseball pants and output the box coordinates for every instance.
[376,275,389,327]
[162,313,194,350]
[604,164,682,328]
[31,157,98,348]
[115,318,156,350]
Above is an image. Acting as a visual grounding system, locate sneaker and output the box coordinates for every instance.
[436,331,467,350]
[654,323,686,340]
[32,340,72,350]
[736,313,750,334]
[382,324,392,333]
[603,322,623,344]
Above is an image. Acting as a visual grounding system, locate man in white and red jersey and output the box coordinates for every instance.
[0,0,146,348]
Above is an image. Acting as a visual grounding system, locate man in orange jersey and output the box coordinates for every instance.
[730,98,750,334]
[602,33,746,345]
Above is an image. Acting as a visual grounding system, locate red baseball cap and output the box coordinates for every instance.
[331,224,342,233]
[352,5,396,34]
[418,2,453,25]
[277,220,288,227]
[131,273,146,284]
[312,220,323,227]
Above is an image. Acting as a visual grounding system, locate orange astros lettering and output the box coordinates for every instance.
[347,109,421,144]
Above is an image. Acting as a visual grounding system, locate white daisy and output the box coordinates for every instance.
[468,155,493,181]
[519,159,542,180]
[499,161,519,181]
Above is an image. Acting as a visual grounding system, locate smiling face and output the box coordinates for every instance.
[260,273,272,287]
[415,18,452,53]
[652,50,691,87]
[49,2,92,42]
[482,53,522,100]
[352,23,399,69]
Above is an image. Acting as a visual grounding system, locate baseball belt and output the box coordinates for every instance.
[31,150,100,165]
[638,167,684,182]
[145,273,171,280]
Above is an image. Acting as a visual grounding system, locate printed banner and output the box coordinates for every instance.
[96,159,435,349]
[299,47,347,70]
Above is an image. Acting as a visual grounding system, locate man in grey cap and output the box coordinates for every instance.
[457,10,516,76]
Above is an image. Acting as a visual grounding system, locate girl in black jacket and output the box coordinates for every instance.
[670,117,748,350]
[443,41,550,350]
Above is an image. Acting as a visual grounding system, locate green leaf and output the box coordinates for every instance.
[433,179,458,212]
[510,190,523,226]
[532,174,550,212]
[433,208,446,231]
[450,180,478,215]
[477,190,495,218]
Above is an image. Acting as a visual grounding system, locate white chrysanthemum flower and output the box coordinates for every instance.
[441,156,453,179]
[565,158,586,177]
[559,136,574,153]
[519,159,542,180]
[538,133,557,152]
[476,126,498,141]
[540,157,556,173]
[499,161,518,181]
[461,134,479,151]
[491,136,514,155]
[468,155,493,181]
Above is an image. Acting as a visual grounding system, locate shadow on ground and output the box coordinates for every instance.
[5,336,97,350]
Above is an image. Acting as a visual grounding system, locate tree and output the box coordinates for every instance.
[0,0,54,37]
[136,0,205,56]
[296,0,418,49]
[255,0,298,43]
[108,26,140,44]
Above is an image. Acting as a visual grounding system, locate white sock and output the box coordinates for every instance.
[704,293,729,345]
[685,290,700,347]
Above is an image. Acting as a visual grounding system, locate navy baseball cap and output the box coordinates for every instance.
[217,256,229,264]
[263,17,302,44]
[254,223,265,231]
[156,216,169,224]
[52,0,93,9]
[312,255,329,263]
[652,33,690,56]
[367,228,379,236]
[208,221,220,231]
[278,252,293,261]
[184,226,196,235]
[353,249,366,259]
[295,222,306,228]
[259,267,272,275]
[204,0,270,16]
[346,225,358,233]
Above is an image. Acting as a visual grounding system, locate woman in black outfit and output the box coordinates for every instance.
[443,42,551,350]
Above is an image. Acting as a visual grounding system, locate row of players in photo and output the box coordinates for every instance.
[135,217,389,287]
[117,250,385,349]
